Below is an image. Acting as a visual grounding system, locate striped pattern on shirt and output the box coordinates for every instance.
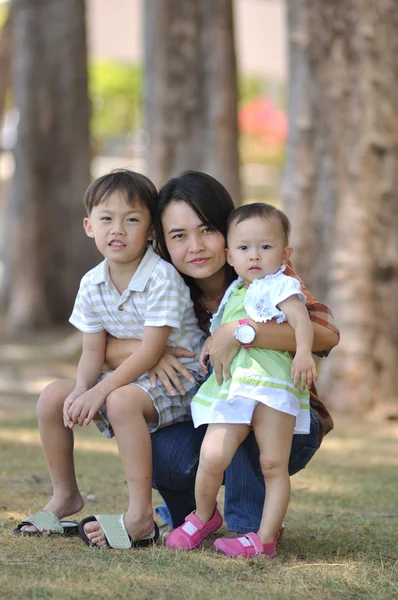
[69,245,205,370]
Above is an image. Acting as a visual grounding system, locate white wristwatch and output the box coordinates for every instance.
[234,319,256,348]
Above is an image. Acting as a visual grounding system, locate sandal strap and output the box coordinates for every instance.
[95,514,132,549]
[20,511,64,535]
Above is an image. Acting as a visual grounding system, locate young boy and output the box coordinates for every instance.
[14,170,205,548]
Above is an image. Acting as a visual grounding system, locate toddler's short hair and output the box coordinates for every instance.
[226,202,291,245]
[84,169,157,218]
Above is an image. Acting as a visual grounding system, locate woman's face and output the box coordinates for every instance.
[161,200,227,280]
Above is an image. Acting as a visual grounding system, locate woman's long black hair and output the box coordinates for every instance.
[154,171,237,298]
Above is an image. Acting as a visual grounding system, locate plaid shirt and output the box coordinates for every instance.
[195,260,339,446]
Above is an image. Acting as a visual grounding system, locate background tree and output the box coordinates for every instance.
[5,0,96,331]
[145,0,241,204]
[283,0,398,411]
[0,2,13,308]
[0,1,12,125]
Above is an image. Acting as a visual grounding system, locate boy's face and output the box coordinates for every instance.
[226,216,292,285]
[84,191,153,269]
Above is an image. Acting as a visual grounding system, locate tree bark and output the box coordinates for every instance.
[0,2,13,124]
[145,0,241,204]
[283,1,398,411]
[6,0,96,331]
[0,4,14,309]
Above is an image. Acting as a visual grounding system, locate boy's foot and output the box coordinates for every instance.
[81,513,156,548]
[17,494,84,535]
[166,506,223,551]
[13,511,80,537]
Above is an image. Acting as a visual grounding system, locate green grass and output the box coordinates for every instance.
[0,399,397,600]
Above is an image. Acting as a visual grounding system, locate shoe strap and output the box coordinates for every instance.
[243,532,264,555]
[182,511,207,535]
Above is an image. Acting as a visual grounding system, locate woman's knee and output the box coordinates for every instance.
[152,422,203,483]
[36,379,73,421]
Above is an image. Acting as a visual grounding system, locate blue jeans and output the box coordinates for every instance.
[151,408,320,533]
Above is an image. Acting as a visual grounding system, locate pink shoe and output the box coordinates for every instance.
[214,531,279,558]
[166,506,223,551]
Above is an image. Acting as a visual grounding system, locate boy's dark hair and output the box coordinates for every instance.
[84,169,158,218]
[226,203,291,244]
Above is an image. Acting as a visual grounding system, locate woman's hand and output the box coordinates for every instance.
[148,347,196,396]
[208,322,240,385]
[199,337,212,373]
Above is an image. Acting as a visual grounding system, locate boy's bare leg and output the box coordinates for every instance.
[195,424,250,524]
[83,385,158,547]
[252,404,295,543]
[21,379,84,532]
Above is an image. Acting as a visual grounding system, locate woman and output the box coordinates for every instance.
[84,171,339,546]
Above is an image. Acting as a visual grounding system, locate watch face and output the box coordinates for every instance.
[237,323,255,344]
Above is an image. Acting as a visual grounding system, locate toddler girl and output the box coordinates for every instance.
[166,202,317,558]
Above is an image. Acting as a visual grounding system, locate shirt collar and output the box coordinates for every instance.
[90,260,110,285]
[127,244,161,291]
[89,245,161,291]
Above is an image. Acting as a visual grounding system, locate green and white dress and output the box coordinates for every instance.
[191,268,311,434]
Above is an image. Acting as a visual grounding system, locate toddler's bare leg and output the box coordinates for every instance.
[195,424,250,523]
[84,384,158,547]
[21,379,84,532]
[252,404,295,543]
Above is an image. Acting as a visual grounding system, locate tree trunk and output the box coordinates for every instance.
[145,0,241,204]
[0,1,13,123]
[283,1,398,411]
[6,0,96,331]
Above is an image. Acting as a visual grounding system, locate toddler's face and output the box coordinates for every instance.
[226,216,292,285]
[84,192,153,269]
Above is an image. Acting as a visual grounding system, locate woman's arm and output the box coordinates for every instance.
[104,337,140,370]
[254,318,338,353]
[209,313,339,385]
[104,336,196,395]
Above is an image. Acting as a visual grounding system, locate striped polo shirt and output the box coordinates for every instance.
[69,245,205,370]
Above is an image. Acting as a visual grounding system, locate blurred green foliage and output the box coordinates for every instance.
[88,60,142,151]
[0,4,8,29]
[88,60,285,176]
[238,75,263,107]
[88,63,276,144]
